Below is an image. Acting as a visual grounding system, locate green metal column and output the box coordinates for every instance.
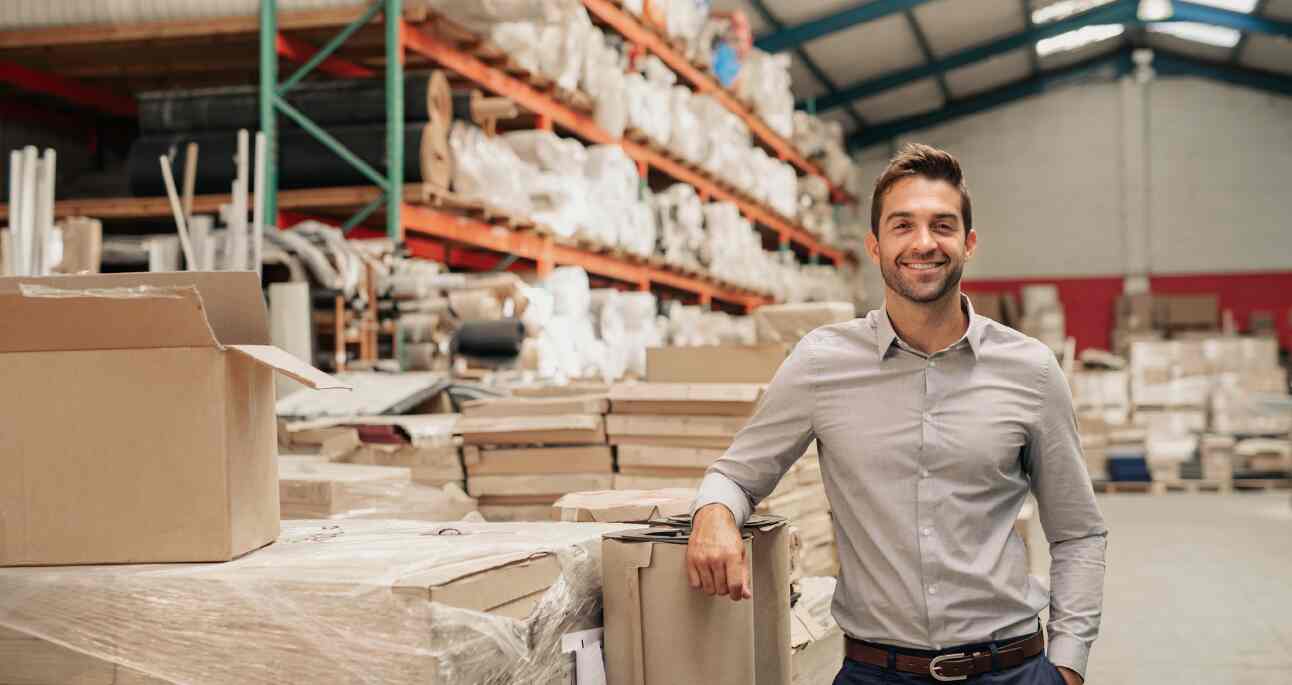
[385,0,403,241]
[259,0,278,225]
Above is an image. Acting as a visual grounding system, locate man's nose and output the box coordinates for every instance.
[911,225,938,253]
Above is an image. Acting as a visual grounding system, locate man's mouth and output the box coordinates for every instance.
[900,261,946,271]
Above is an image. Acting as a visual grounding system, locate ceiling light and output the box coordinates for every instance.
[1186,0,1257,11]
[1138,0,1173,21]
[1148,21,1243,47]
[1033,0,1116,25]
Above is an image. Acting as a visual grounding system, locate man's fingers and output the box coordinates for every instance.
[711,558,729,597]
[725,554,745,601]
[686,558,701,589]
[696,560,716,595]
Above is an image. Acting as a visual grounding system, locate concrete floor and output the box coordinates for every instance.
[1078,493,1292,684]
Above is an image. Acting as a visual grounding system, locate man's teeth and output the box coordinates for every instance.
[904,263,943,270]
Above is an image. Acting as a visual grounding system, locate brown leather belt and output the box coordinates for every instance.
[844,631,1044,682]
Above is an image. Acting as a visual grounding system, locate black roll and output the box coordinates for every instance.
[452,319,527,358]
[127,124,426,196]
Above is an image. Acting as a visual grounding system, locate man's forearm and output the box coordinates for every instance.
[1046,532,1107,679]
[691,472,753,527]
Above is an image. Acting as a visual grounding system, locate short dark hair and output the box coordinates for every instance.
[870,143,972,235]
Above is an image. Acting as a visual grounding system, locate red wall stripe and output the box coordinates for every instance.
[963,271,1292,355]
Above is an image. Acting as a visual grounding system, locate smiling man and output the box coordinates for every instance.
[686,144,1106,684]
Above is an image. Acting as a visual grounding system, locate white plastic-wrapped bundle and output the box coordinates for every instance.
[622,198,659,258]
[798,175,836,243]
[584,144,645,249]
[428,0,581,30]
[490,22,542,73]
[653,183,707,270]
[528,172,592,239]
[537,8,594,92]
[449,122,536,216]
[667,86,705,164]
[581,30,629,138]
[503,130,588,176]
[747,148,798,220]
[737,49,795,138]
[690,94,749,177]
[704,202,767,292]
[792,111,854,187]
[625,74,672,146]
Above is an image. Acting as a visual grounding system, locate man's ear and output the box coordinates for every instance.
[865,231,881,266]
[964,228,978,261]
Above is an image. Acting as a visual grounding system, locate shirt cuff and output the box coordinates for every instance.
[691,472,752,528]
[1047,633,1091,680]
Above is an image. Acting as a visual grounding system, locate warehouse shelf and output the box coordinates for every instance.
[0,184,772,311]
[580,0,856,206]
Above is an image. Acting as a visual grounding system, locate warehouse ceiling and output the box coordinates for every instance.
[711,0,1292,149]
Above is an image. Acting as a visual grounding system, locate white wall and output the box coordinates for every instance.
[852,75,1292,281]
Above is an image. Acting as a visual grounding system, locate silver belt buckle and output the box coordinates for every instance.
[929,652,969,682]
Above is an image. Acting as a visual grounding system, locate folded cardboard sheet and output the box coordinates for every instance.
[456,414,607,445]
[608,383,764,416]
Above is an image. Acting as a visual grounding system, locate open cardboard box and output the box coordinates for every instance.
[0,271,347,566]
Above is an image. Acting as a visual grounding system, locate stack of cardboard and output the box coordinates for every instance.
[456,394,613,521]
[1112,293,1219,357]
[966,290,1020,328]
[1019,284,1065,354]
[606,383,764,490]
[0,519,632,684]
[1076,416,1110,481]
[278,456,477,521]
[1199,434,1236,485]
[1233,438,1292,478]
[757,443,837,577]
[1112,293,1164,358]
[790,576,845,685]
[1206,338,1289,435]
[1071,370,1132,426]
[752,301,856,345]
[281,414,466,488]
[554,488,696,523]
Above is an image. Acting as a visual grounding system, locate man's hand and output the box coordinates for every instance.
[686,503,751,601]
[1056,666,1083,684]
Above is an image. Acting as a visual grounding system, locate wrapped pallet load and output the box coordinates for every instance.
[0,519,634,684]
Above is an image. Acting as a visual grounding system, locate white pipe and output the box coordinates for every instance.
[6,151,21,276]
[182,142,198,229]
[252,131,267,280]
[159,155,198,269]
[232,129,250,271]
[33,149,55,275]
[17,147,38,276]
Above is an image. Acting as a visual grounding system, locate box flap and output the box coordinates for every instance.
[0,284,220,353]
[0,271,270,345]
[228,345,350,390]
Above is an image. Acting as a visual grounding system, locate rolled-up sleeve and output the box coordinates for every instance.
[692,332,818,527]
[1027,352,1108,679]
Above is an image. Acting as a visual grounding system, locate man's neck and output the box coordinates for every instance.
[884,288,969,355]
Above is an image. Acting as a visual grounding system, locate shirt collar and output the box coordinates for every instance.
[876,293,985,359]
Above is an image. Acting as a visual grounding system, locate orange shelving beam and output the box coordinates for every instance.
[400,19,848,266]
[400,203,770,311]
[580,0,856,205]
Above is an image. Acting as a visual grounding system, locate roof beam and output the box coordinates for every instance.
[1168,0,1292,39]
[746,0,867,130]
[903,10,954,104]
[1021,0,1041,75]
[846,47,1292,151]
[804,0,1138,112]
[846,49,1134,150]
[0,60,138,118]
[754,0,939,54]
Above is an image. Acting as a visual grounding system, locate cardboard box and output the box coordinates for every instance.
[1158,294,1218,329]
[554,489,696,523]
[603,528,757,685]
[609,382,764,416]
[753,302,855,345]
[455,414,606,445]
[0,519,628,683]
[478,503,560,522]
[967,291,1018,328]
[467,473,614,498]
[463,445,614,475]
[617,444,727,470]
[647,344,790,383]
[606,414,749,439]
[348,443,464,486]
[612,473,706,490]
[278,457,477,522]
[460,394,609,417]
[0,272,346,566]
[609,435,734,449]
[1115,293,1156,332]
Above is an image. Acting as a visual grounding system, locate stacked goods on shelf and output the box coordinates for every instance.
[456,392,613,522]
[1071,368,1132,426]
[278,456,477,521]
[735,49,794,138]
[1199,434,1237,486]
[1233,438,1292,478]
[1019,284,1066,355]
[590,287,665,380]
[792,111,855,189]
[1205,337,1289,435]
[966,290,1021,328]
[0,519,634,684]
[305,415,465,487]
[753,301,857,346]
[607,382,763,490]
[798,175,838,244]
[1111,292,1221,357]
[662,300,757,347]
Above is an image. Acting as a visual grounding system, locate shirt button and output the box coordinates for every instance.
[928,585,938,595]
[922,528,931,537]
[920,469,930,478]
[928,360,937,368]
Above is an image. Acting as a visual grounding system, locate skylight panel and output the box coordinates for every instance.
[1148,21,1242,47]
[1033,0,1117,25]
[1036,24,1126,56]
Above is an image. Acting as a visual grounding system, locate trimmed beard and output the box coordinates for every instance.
[879,252,965,305]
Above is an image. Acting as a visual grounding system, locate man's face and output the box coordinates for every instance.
[866,176,977,306]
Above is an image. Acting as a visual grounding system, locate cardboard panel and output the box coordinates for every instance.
[225,355,281,558]
[229,345,350,390]
[609,435,733,450]
[0,271,270,344]
[606,415,748,438]
[646,345,790,384]
[608,383,764,417]
[616,445,727,470]
[0,348,231,565]
[0,286,218,353]
[461,394,609,417]
[464,445,613,475]
[467,473,614,498]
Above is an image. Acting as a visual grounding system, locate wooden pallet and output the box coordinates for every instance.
[1232,478,1292,491]
[1150,479,1233,495]
[1093,481,1152,494]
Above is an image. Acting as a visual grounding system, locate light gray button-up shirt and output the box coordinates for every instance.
[694,298,1107,677]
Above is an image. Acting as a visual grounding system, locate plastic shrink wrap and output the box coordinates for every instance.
[652,183,707,271]
[0,519,640,685]
[736,49,794,138]
[449,122,534,217]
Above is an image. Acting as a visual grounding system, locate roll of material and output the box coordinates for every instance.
[128,124,429,196]
[138,77,474,133]
[452,319,526,358]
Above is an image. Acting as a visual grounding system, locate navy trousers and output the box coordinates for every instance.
[832,654,1067,684]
